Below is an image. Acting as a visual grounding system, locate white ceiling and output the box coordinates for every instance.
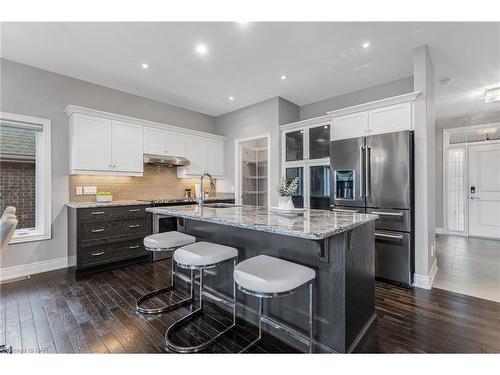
[1,22,499,118]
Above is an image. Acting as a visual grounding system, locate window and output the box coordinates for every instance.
[0,112,51,243]
[446,148,465,232]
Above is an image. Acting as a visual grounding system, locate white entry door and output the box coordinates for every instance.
[469,143,500,239]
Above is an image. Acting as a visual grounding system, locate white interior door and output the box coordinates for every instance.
[469,143,500,239]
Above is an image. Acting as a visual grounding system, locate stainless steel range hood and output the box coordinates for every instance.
[143,154,190,167]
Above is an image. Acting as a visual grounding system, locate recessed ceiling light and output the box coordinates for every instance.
[362,41,371,49]
[195,44,208,55]
[141,63,149,70]
[229,96,234,101]
[281,75,287,80]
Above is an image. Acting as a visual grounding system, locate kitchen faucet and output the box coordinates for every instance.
[199,172,215,209]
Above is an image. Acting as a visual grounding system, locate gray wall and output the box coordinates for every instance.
[0,59,216,270]
[435,111,500,229]
[299,76,414,120]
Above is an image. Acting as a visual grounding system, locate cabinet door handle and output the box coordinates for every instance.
[129,224,140,228]
[375,232,403,240]
[129,245,140,249]
[91,251,105,257]
[91,228,105,233]
[91,211,105,215]
[129,209,141,212]
[371,211,404,217]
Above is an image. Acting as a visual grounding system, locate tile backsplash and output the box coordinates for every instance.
[69,164,216,202]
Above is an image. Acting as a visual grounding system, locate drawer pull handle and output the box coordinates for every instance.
[129,224,140,228]
[129,245,140,249]
[91,251,105,256]
[129,209,141,212]
[91,228,105,233]
[371,211,404,217]
[91,211,105,215]
[375,232,403,240]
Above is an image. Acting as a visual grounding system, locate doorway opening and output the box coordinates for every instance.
[434,123,500,302]
[235,135,270,207]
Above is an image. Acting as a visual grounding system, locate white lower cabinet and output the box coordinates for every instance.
[177,135,225,178]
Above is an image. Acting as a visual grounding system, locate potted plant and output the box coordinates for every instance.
[276,177,298,209]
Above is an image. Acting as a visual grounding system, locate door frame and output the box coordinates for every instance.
[442,122,500,237]
[234,134,271,207]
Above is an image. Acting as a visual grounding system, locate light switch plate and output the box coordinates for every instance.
[84,186,97,195]
[75,186,83,195]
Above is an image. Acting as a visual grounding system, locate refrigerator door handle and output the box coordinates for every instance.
[375,231,404,240]
[365,145,371,198]
[359,145,365,198]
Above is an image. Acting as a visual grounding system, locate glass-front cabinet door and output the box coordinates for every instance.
[309,124,330,160]
[309,164,331,209]
[285,167,304,208]
[285,130,304,162]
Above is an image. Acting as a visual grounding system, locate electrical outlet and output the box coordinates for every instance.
[83,186,97,195]
[75,186,83,196]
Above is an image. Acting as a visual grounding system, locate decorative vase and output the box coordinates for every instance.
[278,196,294,209]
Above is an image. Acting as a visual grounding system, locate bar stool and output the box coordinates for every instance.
[165,241,238,353]
[136,231,196,314]
[233,255,316,353]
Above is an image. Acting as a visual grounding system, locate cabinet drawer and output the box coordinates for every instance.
[367,208,411,232]
[78,205,149,223]
[79,239,149,268]
[80,218,149,246]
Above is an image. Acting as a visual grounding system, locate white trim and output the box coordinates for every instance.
[413,258,438,290]
[0,256,75,283]
[65,105,226,141]
[327,91,421,117]
[0,111,52,244]
[234,134,271,207]
[279,114,331,131]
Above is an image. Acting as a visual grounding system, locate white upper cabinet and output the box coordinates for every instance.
[144,126,166,155]
[71,114,113,172]
[329,92,419,141]
[332,112,369,141]
[368,102,412,136]
[166,131,187,158]
[144,127,187,158]
[112,120,143,173]
[70,114,143,175]
[66,105,225,178]
[177,135,225,178]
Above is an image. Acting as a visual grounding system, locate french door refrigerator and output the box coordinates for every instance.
[330,130,414,286]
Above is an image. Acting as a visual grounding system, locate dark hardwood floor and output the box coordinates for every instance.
[1,259,500,354]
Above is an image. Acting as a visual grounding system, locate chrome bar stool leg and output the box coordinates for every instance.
[136,253,194,314]
[165,258,237,353]
[239,297,263,353]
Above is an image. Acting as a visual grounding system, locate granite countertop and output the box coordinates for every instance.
[146,205,378,240]
[66,195,235,209]
[66,200,148,208]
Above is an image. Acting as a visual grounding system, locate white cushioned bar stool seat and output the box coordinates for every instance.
[166,241,238,353]
[144,231,195,251]
[136,231,196,315]
[174,241,238,267]
[234,255,315,294]
[233,255,316,353]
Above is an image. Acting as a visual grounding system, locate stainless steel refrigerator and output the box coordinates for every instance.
[330,130,414,286]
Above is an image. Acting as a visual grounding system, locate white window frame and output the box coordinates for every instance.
[1,112,51,243]
[442,122,500,236]
[280,118,331,209]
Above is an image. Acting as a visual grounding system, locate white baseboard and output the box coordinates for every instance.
[0,255,76,283]
[435,227,444,234]
[413,258,438,290]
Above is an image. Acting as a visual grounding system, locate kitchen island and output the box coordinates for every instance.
[146,204,378,353]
